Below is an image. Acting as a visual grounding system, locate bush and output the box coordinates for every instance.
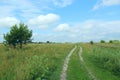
[90,41,94,44]
[100,40,105,43]
[109,40,113,43]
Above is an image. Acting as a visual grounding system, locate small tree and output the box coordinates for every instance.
[46,41,50,43]
[4,23,32,48]
[90,41,94,45]
[109,40,113,43]
[100,40,105,43]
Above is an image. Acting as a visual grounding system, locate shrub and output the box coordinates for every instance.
[109,40,113,43]
[100,40,105,43]
[90,41,94,44]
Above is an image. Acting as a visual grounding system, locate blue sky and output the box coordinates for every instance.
[0,0,120,42]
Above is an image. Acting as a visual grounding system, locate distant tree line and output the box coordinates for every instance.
[90,40,120,44]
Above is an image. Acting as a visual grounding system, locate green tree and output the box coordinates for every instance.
[109,40,113,43]
[46,41,50,43]
[4,23,32,48]
[100,40,105,43]
[90,41,94,44]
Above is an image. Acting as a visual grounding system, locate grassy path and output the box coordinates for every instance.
[63,44,120,80]
[67,46,91,80]
[78,47,97,80]
[60,46,76,80]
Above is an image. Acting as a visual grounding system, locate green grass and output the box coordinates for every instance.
[0,43,74,80]
[81,43,120,80]
[1,43,120,80]
[67,46,91,80]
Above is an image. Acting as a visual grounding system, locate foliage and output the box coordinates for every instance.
[90,46,120,77]
[4,23,32,48]
[100,40,105,43]
[46,41,50,43]
[0,43,74,80]
[90,41,94,44]
[109,40,113,43]
[81,43,120,80]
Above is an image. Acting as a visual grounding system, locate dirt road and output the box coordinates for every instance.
[60,46,76,80]
[78,47,97,80]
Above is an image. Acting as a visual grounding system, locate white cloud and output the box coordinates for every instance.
[53,19,120,42]
[0,0,41,19]
[0,0,74,19]
[28,13,60,29]
[0,17,19,28]
[53,20,120,42]
[53,0,74,7]
[72,20,120,41]
[54,23,70,32]
[93,0,120,10]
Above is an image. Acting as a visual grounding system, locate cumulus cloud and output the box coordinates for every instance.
[28,13,60,29]
[33,20,120,42]
[0,17,19,28]
[53,20,120,42]
[70,20,120,41]
[54,23,70,32]
[93,0,120,10]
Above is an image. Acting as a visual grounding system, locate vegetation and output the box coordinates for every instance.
[109,40,113,43]
[4,23,32,48]
[81,43,120,80]
[90,41,94,44]
[100,40,105,43]
[67,45,91,80]
[0,37,120,80]
[0,43,74,80]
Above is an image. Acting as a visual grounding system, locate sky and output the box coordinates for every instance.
[0,0,120,42]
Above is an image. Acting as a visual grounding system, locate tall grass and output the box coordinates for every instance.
[67,46,91,80]
[81,43,120,80]
[0,43,74,80]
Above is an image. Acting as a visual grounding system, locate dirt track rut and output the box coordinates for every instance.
[78,47,97,80]
[60,46,76,80]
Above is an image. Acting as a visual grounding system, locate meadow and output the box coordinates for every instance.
[0,43,120,80]
[81,43,120,80]
[0,43,74,80]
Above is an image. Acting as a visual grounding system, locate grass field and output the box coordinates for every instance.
[0,43,120,80]
[81,43,120,80]
[0,43,74,80]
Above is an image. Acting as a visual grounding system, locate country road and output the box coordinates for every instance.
[78,47,97,80]
[60,46,97,80]
[60,46,76,80]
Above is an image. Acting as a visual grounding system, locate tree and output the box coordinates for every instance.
[109,40,113,43]
[4,23,32,48]
[100,40,105,43]
[46,41,50,43]
[90,41,94,45]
